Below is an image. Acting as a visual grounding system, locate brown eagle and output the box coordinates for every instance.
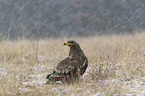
[46,40,88,83]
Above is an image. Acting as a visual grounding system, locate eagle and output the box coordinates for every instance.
[46,40,88,83]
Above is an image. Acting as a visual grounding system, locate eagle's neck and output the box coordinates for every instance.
[69,45,83,56]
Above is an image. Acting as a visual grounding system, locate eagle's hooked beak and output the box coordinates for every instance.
[63,41,72,46]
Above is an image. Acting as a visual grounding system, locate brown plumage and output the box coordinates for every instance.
[46,40,88,83]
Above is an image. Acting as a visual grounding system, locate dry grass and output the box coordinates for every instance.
[0,32,145,96]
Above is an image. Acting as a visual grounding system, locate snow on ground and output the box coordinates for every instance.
[0,55,144,95]
[0,64,145,95]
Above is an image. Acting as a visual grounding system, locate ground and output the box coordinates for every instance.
[0,32,145,96]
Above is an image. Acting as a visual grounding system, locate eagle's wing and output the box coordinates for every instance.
[80,58,88,75]
[46,57,79,82]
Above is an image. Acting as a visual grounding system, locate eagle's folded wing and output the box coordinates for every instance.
[46,58,78,82]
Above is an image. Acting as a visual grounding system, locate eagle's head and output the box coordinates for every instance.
[63,40,78,47]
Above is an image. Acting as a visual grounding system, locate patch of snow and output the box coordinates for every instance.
[18,87,34,92]
[92,92,101,96]
[77,88,82,90]
[55,81,62,84]
[103,78,145,95]
[38,56,45,61]
[0,67,7,77]
[52,88,58,90]
[125,79,145,95]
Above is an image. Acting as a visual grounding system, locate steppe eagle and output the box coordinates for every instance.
[46,40,88,83]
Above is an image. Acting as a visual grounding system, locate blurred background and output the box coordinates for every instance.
[0,0,145,39]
